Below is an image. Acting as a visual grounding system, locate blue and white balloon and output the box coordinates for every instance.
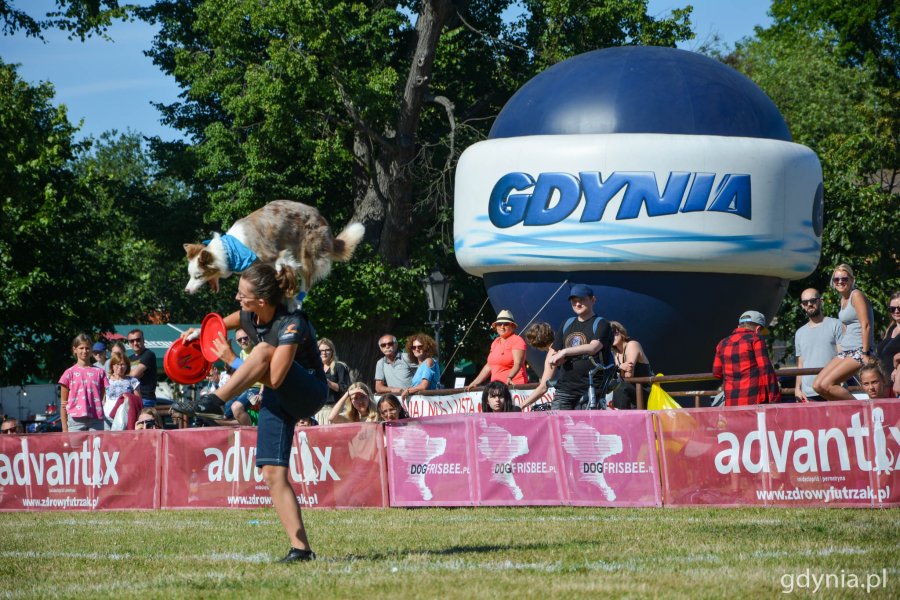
[454,46,823,374]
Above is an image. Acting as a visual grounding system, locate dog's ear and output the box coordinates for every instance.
[184,243,205,259]
[198,249,216,268]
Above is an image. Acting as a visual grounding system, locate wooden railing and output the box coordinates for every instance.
[457,367,855,410]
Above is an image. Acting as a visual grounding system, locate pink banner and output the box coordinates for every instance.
[0,431,162,511]
[386,416,477,506]
[386,412,661,507]
[472,414,564,505]
[656,399,900,507]
[162,424,388,510]
[551,412,662,507]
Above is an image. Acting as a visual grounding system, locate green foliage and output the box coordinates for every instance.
[0,0,130,40]
[0,62,128,382]
[134,0,694,378]
[729,24,900,350]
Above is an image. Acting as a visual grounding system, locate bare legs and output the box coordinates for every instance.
[262,464,310,551]
[231,402,252,426]
[813,357,860,400]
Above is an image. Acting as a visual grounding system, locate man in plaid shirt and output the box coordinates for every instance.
[713,310,781,406]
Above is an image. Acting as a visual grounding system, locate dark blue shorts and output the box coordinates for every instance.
[256,363,327,468]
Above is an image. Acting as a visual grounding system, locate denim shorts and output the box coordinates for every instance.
[256,363,327,468]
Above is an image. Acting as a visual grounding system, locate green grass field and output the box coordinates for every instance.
[2,507,897,599]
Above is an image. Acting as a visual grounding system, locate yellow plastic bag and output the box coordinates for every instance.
[646,373,681,410]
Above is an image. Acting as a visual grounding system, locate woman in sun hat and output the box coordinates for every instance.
[466,309,528,390]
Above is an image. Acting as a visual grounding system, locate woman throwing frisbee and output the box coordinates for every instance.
[180,262,326,563]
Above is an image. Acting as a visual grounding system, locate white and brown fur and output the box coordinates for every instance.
[184,200,365,298]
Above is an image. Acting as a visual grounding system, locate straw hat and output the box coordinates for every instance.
[492,310,517,328]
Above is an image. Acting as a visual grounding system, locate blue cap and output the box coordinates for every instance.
[92,342,106,352]
[568,284,595,299]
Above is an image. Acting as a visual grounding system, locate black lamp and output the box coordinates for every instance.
[421,266,450,366]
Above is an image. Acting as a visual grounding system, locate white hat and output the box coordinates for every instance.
[492,310,517,327]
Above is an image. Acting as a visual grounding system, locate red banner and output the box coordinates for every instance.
[161,423,388,510]
[0,431,162,511]
[656,399,900,507]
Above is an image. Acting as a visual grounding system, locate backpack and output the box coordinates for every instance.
[561,315,620,406]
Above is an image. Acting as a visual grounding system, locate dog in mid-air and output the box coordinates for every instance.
[183,200,365,299]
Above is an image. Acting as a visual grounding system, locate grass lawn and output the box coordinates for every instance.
[2,507,897,599]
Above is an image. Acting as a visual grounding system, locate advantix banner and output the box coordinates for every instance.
[0,400,897,511]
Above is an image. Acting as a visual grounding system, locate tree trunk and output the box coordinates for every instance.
[343,1,456,382]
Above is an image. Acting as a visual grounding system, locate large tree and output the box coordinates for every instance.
[729,17,899,355]
[0,63,146,383]
[137,0,693,379]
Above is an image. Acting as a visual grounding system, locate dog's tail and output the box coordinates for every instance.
[331,222,365,261]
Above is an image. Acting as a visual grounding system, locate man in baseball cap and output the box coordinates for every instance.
[713,310,780,405]
[547,283,614,410]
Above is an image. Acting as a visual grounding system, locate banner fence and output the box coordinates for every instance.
[1,399,896,511]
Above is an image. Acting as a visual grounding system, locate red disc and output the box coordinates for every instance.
[200,312,227,363]
[164,337,211,385]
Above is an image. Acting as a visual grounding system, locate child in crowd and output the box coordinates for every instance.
[59,333,108,432]
[858,364,888,399]
[104,353,142,430]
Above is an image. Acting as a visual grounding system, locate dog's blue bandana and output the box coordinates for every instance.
[217,234,258,272]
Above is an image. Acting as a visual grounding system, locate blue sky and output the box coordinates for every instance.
[0,1,773,141]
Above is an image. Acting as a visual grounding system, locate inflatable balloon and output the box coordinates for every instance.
[454,46,822,375]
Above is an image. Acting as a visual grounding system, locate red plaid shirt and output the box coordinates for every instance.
[713,327,780,406]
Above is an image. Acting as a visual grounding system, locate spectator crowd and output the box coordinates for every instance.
[4,264,897,438]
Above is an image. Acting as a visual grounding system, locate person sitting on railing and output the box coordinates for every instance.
[609,321,653,410]
[813,264,876,400]
[713,310,781,406]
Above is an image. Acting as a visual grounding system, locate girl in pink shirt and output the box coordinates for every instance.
[58,333,108,432]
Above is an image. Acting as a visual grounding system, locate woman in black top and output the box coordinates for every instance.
[609,321,653,410]
[187,262,326,563]
[877,292,900,383]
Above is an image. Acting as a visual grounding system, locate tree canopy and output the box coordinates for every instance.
[729,6,899,354]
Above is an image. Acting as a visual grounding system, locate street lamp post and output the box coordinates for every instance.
[421,266,451,368]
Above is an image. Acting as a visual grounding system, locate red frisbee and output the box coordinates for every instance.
[164,337,211,385]
[200,312,228,363]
